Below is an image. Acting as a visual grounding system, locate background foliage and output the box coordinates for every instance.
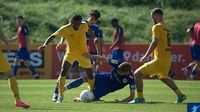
[0,0,200,43]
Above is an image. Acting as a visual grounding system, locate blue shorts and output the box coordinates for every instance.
[190,45,200,61]
[16,48,30,60]
[93,73,111,100]
[112,50,124,61]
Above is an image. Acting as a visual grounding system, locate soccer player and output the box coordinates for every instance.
[181,22,200,80]
[109,18,125,62]
[0,16,30,108]
[129,8,186,104]
[9,16,40,79]
[53,53,135,103]
[38,14,97,103]
[86,10,103,73]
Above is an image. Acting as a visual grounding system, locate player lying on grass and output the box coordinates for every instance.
[52,53,135,103]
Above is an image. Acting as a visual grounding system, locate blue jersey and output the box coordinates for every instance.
[93,59,135,100]
[85,21,101,43]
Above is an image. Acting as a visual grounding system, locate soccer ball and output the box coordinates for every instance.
[80,90,94,102]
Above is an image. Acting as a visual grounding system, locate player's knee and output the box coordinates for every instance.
[134,70,143,78]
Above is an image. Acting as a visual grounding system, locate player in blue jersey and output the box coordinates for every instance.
[52,53,135,102]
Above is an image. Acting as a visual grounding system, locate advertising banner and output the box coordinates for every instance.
[0,44,52,79]
[51,44,200,80]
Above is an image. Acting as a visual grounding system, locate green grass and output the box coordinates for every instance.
[0,80,200,112]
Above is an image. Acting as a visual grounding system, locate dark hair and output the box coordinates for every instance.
[118,62,132,73]
[111,18,118,24]
[151,8,163,16]
[71,14,82,22]
[90,10,101,19]
[16,15,24,20]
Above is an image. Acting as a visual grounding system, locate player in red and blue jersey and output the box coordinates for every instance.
[182,22,200,80]
[52,54,135,102]
[110,18,125,62]
[10,16,40,79]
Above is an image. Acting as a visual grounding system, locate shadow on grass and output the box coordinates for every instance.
[93,100,187,105]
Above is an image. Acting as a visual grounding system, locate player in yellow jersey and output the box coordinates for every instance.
[129,8,186,104]
[0,16,30,108]
[38,14,98,103]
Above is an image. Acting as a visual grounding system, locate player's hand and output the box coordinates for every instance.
[82,52,90,58]
[73,97,81,102]
[140,55,148,63]
[38,45,46,52]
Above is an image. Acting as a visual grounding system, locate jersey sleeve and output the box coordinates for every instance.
[152,25,160,39]
[22,25,29,36]
[53,26,66,38]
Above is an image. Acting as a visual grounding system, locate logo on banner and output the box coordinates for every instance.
[187,103,200,112]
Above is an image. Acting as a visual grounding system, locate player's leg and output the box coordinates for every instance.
[0,51,30,108]
[13,58,20,76]
[160,77,186,103]
[56,60,71,103]
[24,60,40,79]
[130,60,158,103]
[189,60,200,80]
[52,77,86,102]
[188,45,200,80]
[23,48,40,79]
[13,48,23,76]
[79,56,94,91]
[182,45,197,77]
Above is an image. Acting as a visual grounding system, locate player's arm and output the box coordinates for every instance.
[83,53,109,62]
[9,35,18,42]
[110,27,122,50]
[117,91,135,103]
[38,26,65,52]
[187,25,194,37]
[56,37,65,50]
[38,35,55,52]
[116,78,135,103]
[140,38,158,62]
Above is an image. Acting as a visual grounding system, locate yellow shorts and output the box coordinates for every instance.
[0,50,11,73]
[63,53,92,68]
[138,59,171,79]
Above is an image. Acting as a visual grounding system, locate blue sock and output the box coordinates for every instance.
[66,78,84,90]
[53,78,84,95]
[29,66,37,75]
[13,65,19,76]
[191,70,196,76]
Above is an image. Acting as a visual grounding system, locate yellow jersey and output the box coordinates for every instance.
[53,22,89,55]
[152,22,171,61]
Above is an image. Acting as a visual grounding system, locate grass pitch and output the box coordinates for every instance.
[0,79,199,112]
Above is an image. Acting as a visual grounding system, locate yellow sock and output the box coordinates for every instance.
[174,88,182,96]
[138,92,143,98]
[58,76,66,97]
[87,78,95,91]
[8,77,20,101]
